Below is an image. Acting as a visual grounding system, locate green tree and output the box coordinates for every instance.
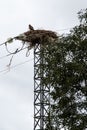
[44,9,87,130]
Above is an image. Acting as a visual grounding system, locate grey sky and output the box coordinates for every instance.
[0,0,87,129]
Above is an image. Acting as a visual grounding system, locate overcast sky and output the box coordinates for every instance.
[0,0,87,130]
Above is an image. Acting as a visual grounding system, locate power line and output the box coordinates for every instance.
[0,54,9,60]
[0,37,14,47]
[0,58,33,75]
[57,28,72,31]
[0,46,30,60]
[56,27,73,32]
[0,41,7,47]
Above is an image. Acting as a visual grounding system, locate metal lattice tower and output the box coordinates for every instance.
[34,43,51,130]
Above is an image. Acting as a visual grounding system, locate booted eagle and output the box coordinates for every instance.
[29,24,34,31]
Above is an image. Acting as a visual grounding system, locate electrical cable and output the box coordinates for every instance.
[0,45,30,60]
[56,27,73,32]
[0,45,32,68]
[0,41,7,47]
[0,58,34,74]
[0,37,14,47]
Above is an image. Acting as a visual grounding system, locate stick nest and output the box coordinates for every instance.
[15,29,58,46]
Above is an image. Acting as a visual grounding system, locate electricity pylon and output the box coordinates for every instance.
[34,43,51,130]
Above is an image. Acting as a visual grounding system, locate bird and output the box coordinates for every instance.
[29,24,34,31]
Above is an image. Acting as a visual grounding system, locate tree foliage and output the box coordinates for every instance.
[44,9,87,130]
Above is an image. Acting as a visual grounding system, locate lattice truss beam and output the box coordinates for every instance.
[34,42,52,130]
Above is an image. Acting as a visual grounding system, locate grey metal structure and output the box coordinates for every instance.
[34,43,51,130]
